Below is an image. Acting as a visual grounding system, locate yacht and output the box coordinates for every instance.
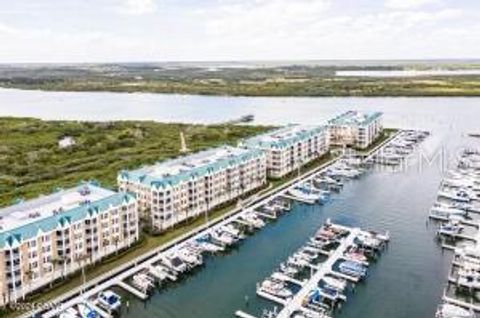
[97,290,121,312]
[258,278,293,299]
[437,220,464,236]
[457,267,480,289]
[77,303,97,318]
[210,229,237,246]
[176,248,203,267]
[344,249,368,263]
[149,265,169,281]
[241,212,266,228]
[221,223,246,240]
[430,202,467,218]
[288,186,324,202]
[194,235,225,253]
[322,276,347,292]
[435,303,475,318]
[132,273,154,290]
[338,260,367,278]
[438,189,473,203]
[162,254,188,273]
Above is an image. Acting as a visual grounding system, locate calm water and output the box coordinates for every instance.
[1,88,480,317]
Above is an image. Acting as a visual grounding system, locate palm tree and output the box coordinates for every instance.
[50,256,62,287]
[22,268,34,300]
[74,253,90,294]
[112,236,120,255]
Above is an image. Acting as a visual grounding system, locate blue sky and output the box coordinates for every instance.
[0,0,478,63]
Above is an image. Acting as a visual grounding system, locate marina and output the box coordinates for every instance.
[22,128,429,318]
[426,149,480,316]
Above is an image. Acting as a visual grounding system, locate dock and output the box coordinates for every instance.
[274,227,361,318]
[116,281,149,300]
[281,194,315,205]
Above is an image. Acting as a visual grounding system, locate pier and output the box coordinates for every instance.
[274,227,360,318]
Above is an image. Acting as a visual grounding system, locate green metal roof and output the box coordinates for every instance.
[328,111,383,127]
[0,186,135,248]
[243,125,327,150]
[119,145,265,189]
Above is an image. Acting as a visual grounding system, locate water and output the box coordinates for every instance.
[1,88,479,317]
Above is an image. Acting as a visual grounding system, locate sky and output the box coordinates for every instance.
[0,0,479,63]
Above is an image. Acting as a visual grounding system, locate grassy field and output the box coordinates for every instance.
[1,63,479,96]
[0,118,272,207]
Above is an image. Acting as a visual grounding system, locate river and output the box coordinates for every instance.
[1,88,480,318]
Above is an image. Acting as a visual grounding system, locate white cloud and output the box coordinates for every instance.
[118,0,156,15]
[385,0,439,10]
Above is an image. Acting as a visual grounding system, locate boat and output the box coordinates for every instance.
[322,276,347,292]
[279,262,300,276]
[59,307,80,318]
[438,189,473,203]
[221,223,246,240]
[435,303,475,318]
[344,249,368,263]
[194,236,225,253]
[430,202,468,218]
[97,290,121,312]
[288,187,324,202]
[241,212,266,228]
[437,220,464,236]
[149,265,169,281]
[457,267,480,289]
[162,255,188,273]
[258,278,293,299]
[77,303,97,318]
[176,248,203,267]
[210,229,237,246]
[338,260,367,278]
[132,273,154,290]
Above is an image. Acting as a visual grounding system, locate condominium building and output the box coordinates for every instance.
[241,125,330,178]
[0,184,138,305]
[328,111,383,149]
[118,145,267,231]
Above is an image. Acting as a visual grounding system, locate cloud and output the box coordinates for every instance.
[385,0,439,9]
[118,0,156,15]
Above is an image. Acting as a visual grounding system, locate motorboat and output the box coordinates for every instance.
[176,248,203,267]
[210,229,237,246]
[435,303,475,318]
[437,220,464,236]
[338,260,367,278]
[241,212,266,228]
[457,267,480,289]
[195,235,225,253]
[221,223,246,240]
[77,303,97,318]
[288,187,324,202]
[149,265,169,281]
[438,189,473,203]
[344,249,368,263]
[162,254,188,273]
[322,276,347,292]
[258,278,293,299]
[97,290,121,312]
[132,273,154,290]
[430,202,468,218]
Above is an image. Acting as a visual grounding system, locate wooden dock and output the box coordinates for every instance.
[116,281,149,300]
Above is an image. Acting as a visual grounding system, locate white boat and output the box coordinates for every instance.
[430,203,467,218]
[194,239,225,253]
[210,229,237,246]
[177,248,203,267]
[77,303,97,318]
[258,278,293,299]
[287,187,323,202]
[97,290,121,312]
[132,273,154,290]
[436,303,475,318]
[221,224,246,240]
[162,255,188,273]
[437,220,464,236]
[149,265,168,281]
[457,268,480,289]
[438,189,473,203]
[241,212,266,228]
[59,307,80,318]
[322,276,347,292]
